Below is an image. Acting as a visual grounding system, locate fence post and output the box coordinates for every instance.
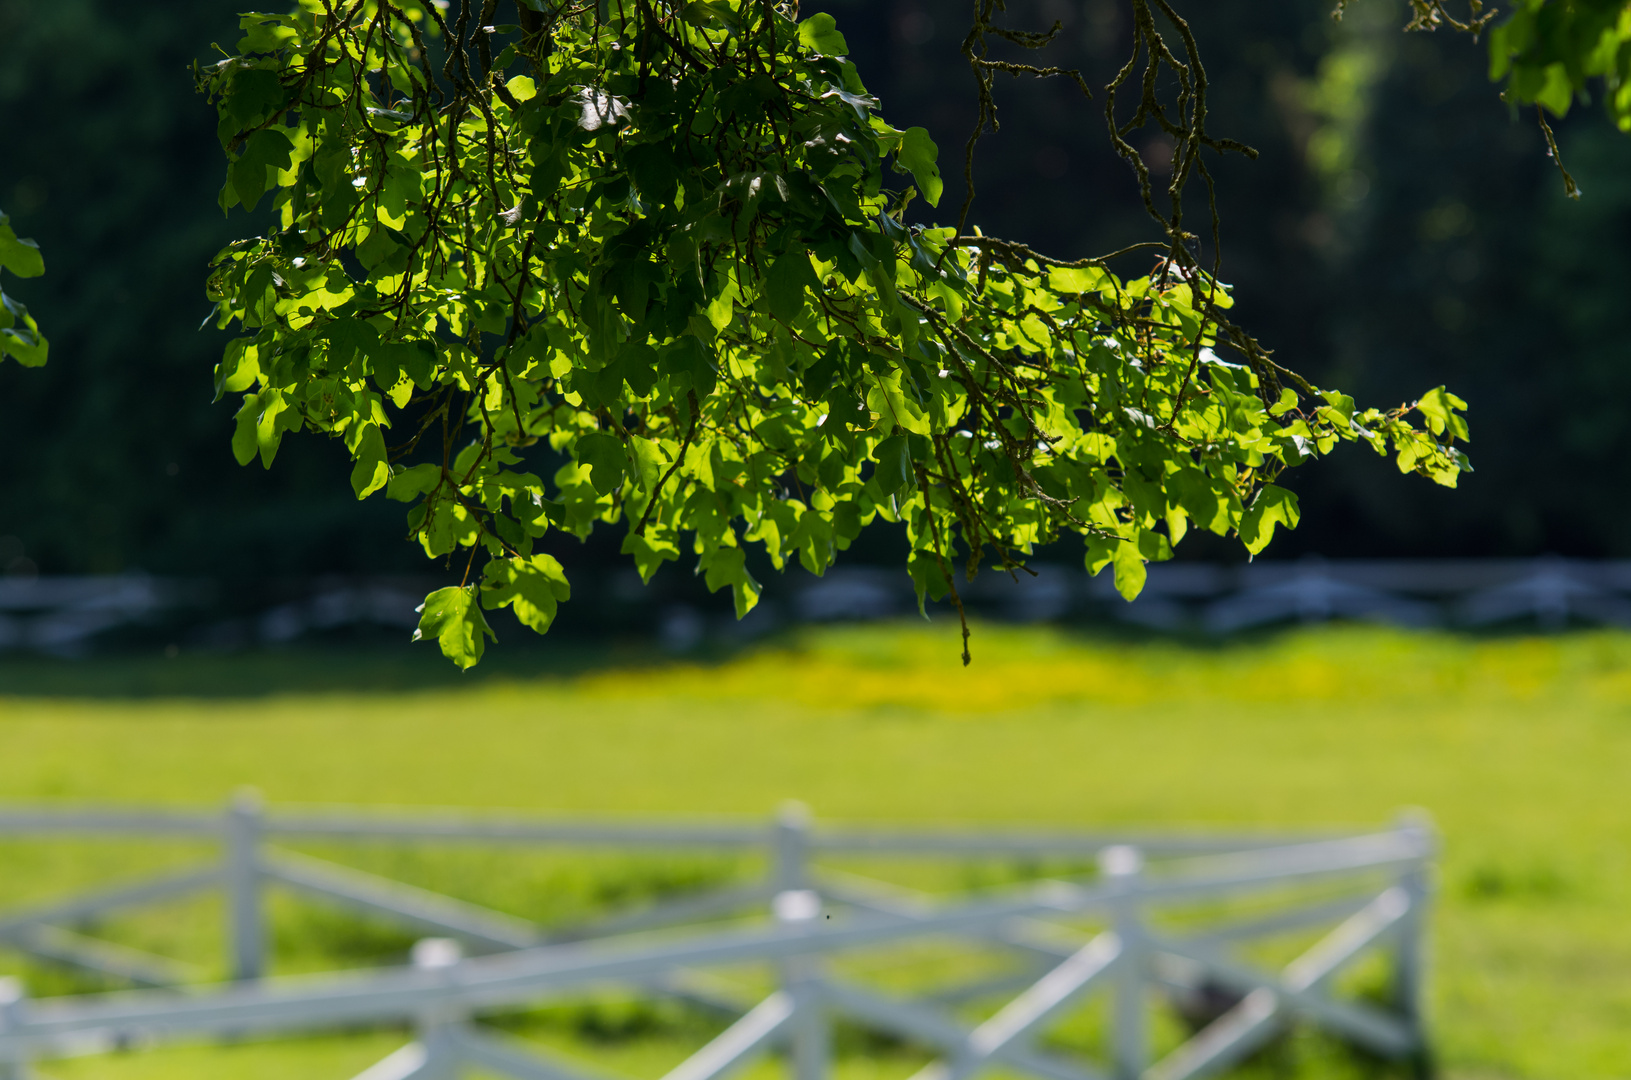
[411,938,464,1080]
[225,788,266,982]
[1392,813,1436,1077]
[0,977,30,1080]
[1101,844,1146,1080]
[772,803,827,1080]
[771,801,811,894]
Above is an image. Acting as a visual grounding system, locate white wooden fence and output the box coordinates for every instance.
[0,799,1435,1080]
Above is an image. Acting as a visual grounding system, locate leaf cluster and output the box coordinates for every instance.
[1474,0,1630,128]
[197,0,1470,667]
[1381,0,1631,196]
[0,208,48,368]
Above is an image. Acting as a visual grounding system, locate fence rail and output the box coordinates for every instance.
[0,804,1353,852]
[0,799,1435,1080]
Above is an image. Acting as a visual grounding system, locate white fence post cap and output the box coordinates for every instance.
[776,801,812,829]
[230,787,265,813]
[411,938,463,970]
[773,889,822,923]
[1099,844,1144,878]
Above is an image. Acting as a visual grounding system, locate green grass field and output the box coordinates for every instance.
[1,623,1628,1079]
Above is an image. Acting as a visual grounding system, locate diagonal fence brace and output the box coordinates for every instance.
[262,849,542,951]
[882,926,1122,1080]
[955,933,1121,1073]
[0,867,220,941]
[451,1023,617,1080]
[661,991,796,1080]
[2,925,194,989]
[351,1040,433,1080]
[818,980,1106,1080]
[1145,887,1415,1080]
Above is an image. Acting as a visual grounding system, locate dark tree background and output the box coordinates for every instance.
[2,0,1627,582]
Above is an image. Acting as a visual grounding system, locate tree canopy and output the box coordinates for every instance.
[194,0,1479,667]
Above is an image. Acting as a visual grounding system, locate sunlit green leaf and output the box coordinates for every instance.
[0,219,45,278]
[897,127,943,207]
[413,586,495,670]
[797,13,848,55]
[482,554,571,634]
[1239,484,1301,556]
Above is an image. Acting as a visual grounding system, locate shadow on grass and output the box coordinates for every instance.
[0,638,658,699]
[0,610,1593,700]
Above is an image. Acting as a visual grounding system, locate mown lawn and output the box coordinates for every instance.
[0,623,1628,1079]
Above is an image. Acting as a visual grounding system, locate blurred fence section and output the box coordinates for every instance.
[0,799,1435,1079]
[600,556,1631,643]
[0,575,428,657]
[1087,556,1631,633]
[3,557,1627,655]
[0,576,203,656]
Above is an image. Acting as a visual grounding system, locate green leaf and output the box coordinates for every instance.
[1239,485,1301,555]
[0,326,48,367]
[628,434,665,493]
[766,248,818,324]
[1415,385,1470,440]
[797,12,848,55]
[231,393,261,466]
[230,129,295,212]
[0,222,45,279]
[320,317,379,373]
[254,389,297,468]
[1534,61,1574,117]
[866,371,931,435]
[505,75,537,102]
[213,338,260,400]
[802,345,843,398]
[418,492,478,557]
[897,127,943,207]
[622,530,681,583]
[683,1,740,31]
[1111,535,1147,601]
[906,551,952,615]
[658,336,717,397]
[1046,266,1104,294]
[1320,389,1355,422]
[700,545,761,619]
[413,586,495,670]
[0,291,48,367]
[481,554,571,634]
[228,388,298,468]
[619,341,661,397]
[625,143,680,204]
[872,433,912,496]
[222,67,287,132]
[238,14,299,54]
[577,432,627,495]
[387,462,442,502]
[348,422,389,499]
